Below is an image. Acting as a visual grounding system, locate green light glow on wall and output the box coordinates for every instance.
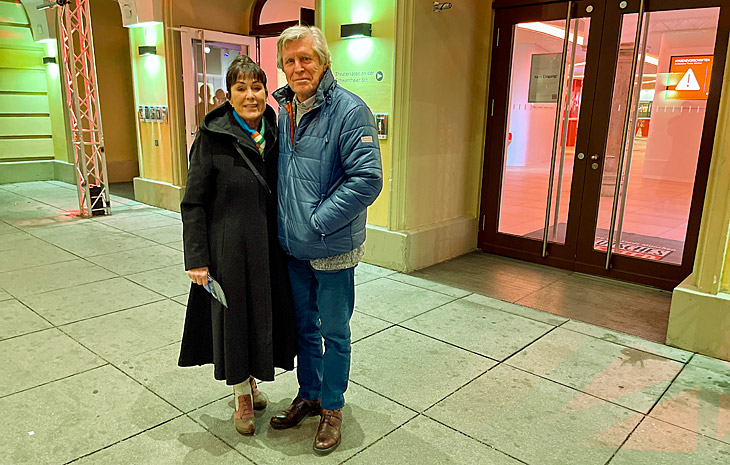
[143,23,159,46]
[143,55,162,75]
[44,40,56,57]
[47,62,59,79]
[346,37,374,64]
[351,0,374,23]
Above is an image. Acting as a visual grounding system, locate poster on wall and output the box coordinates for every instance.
[667,55,713,100]
[528,53,562,103]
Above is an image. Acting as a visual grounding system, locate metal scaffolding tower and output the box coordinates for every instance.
[56,0,110,216]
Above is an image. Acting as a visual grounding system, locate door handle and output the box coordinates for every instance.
[542,0,576,258]
[590,154,600,160]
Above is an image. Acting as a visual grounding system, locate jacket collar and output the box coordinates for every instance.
[273,67,336,109]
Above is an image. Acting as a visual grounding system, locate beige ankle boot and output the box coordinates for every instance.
[234,393,255,435]
[250,377,267,410]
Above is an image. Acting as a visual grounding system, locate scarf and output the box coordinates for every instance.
[232,110,266,157]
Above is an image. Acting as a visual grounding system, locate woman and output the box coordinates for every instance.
[178,55,296,436]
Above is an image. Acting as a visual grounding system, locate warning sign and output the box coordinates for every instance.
[667,55,713,100]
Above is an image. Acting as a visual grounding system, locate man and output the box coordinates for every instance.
[270,25,383,454]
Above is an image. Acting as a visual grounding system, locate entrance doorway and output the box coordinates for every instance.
[179,28,257,154]
[479,0,729,290]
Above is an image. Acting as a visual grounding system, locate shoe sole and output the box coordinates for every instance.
[269,410,320,430]
[313,439,341,455]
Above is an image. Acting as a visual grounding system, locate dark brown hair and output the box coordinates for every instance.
[225,54,267,94]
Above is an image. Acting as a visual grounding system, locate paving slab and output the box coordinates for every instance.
[350,326,495,411]
[427,364,642,465]
[649,362,730,444]
[0,259,116,298]
[402,297,553,361]
[116,343,229,413]
[354,278,456,324]
[0,328,104,397]
[508,327,684,413]
[20,277,164,325]
[347,415,524,465]
[0,299,51,341]
[74,416,250,464]
[609,418,730,465]
[86,244,184,275]
[61,299,186,363]
[126,264,191,298]
[0,365,179,465]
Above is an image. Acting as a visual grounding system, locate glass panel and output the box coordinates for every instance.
[499,17,591,243]
[595,7,720,265]
[192,40,247,127]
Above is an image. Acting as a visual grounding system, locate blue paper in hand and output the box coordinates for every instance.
[203,274,228,308]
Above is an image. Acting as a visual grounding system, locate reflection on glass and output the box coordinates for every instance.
[499,18,590,244]
[595,7,719,265]
[192,40,246,127]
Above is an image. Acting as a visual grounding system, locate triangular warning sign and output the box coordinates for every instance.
[676,68,701,91]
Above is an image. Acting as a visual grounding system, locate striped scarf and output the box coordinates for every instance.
[232,110,266,157]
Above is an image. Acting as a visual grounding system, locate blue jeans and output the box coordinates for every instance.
[287,256,355,410]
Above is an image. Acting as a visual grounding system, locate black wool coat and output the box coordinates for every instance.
[178,102,296,385]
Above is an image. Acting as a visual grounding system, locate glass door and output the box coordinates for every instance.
[480,0,605,269]
[479,0,729,289]
[180,28,257,154]
[574,0,727,288]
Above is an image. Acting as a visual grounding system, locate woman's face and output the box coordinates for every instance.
[228,74,267,127]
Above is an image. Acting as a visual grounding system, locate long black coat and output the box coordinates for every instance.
[178,102,296,385]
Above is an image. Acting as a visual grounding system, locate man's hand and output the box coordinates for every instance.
[187,267,209,286]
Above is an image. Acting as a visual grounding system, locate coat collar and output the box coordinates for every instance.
[200,101,277,153]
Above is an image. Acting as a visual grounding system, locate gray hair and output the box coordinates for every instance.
[276,25,332,70]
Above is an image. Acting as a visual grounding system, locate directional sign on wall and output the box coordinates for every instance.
[667,55,713,100]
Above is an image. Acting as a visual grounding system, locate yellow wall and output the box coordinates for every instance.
[402,1,491,229]
[0,1,64,164]
[666,43,730,361]
[130,23,172,184]
[322,0,394,228]
[172,0,255,35]
[90,0,139,182]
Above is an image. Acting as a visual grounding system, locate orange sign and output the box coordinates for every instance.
[667,55,713,100]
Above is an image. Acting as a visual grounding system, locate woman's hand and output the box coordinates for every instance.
[187,267,209,286]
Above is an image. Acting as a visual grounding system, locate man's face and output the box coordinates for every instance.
[282,37,325,102]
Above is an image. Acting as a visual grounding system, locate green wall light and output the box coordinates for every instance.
[341,23,372,39]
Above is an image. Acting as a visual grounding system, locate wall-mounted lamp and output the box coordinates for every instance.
[433,2,453,12]
[42,56,56,64]
[340,23,372,39]
[138,45,157,56]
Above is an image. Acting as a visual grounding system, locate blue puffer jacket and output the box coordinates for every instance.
[274,69,383,260]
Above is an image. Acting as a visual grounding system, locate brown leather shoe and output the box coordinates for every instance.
[250,378,267,410]
[313,408,342,454]
[234,394,255,435]
[269,396,321,429]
